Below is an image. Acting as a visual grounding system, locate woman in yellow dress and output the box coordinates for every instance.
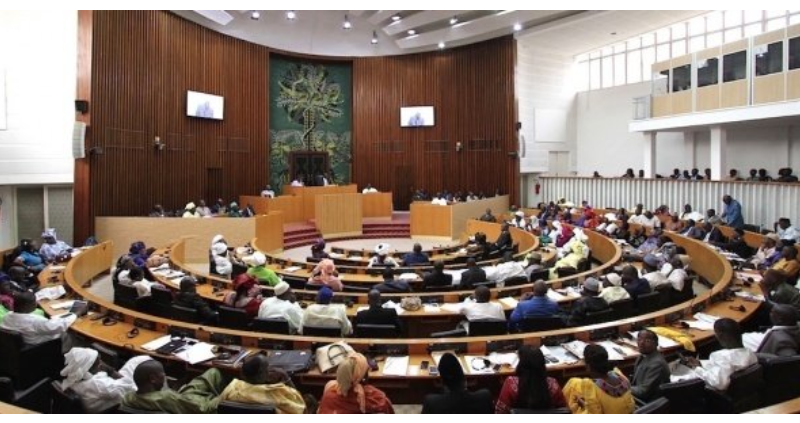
[563,344,635,414]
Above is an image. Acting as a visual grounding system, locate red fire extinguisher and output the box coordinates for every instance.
[535,182,541,195]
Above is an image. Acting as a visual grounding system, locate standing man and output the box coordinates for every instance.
[720,195,744,229]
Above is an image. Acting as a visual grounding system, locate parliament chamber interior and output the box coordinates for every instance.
[3,8,800,414]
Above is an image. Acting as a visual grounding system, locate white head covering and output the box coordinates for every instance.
[185,202,196,210]
[42,228,57,239]
[572,227,588,242]
[211,242,227,256]
[515,211,525,217]
[605,273,622,287]
[274,281,290,296]
[252,252,267,266]
[375,243,390,256]
[60,348,99,391]
[552,220,562,230]
[211,234,224,246]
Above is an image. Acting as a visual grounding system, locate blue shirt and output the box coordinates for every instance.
[18,251,44,270]
[723,200,744,229]
[509,296,560,330]
[625,278,652,299]
[402,252,430,267]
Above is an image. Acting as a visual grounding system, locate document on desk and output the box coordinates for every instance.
[35,285,66,301]
[48,265,66,272]
[175,342,216,365]
[382,356,409,376]
[142,335,173,351]
[440,303,462,313]
[540,345,578,365]
[431,351,467,372]
[561,340,589,360]
[398,273,419,281]
[546,290,564,302]
[735,272,762,283]
[424,305,441,313]
[735,291,765,302]
[49,300,75,310]
[499,297,518,308]
[284,266,302,273]
[596,341,637,361]
[629,331,680,349]
[489,352,519,367]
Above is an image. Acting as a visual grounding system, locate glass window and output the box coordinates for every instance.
[707,12,723,32]
[672,40,686,56]
[671,22,687,39]
[590,59,601,90]
[590,51,601,59]
[602,56,613,88]
[707,31,723,48]
[723,50,747,82]
[744,10,763,24]
[627,49,642,84]
[657,43,670,61]
[791,14,800,25]
[641,33,655,47]
[642,47,656,81]
[755,41,783,76]
[790,37,800,70]
[613,43,626,54]
[766,10,786,19]
[744,22,763,37]
[655,27,671,44]
[697,58,719,87]
[725,10,743,28]
[688,16,705,36]
[653,70,669,96]
[689,35,706,53]
[725,28,743,43]
[602,46,613,56]
[574,60,589,92]
[627,38,641,50]
[672,64,692,92]
[614,54,626,86]
[767,18,786,31]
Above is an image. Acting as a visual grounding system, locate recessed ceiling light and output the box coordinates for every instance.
[392,15,401,22]
[286,11,296,21]
[610,31,617,36]
[407,29,416,35]
[513,23,522,31]
[449,16,458,25]
[343,14,352,30]
[438,41,445,49]
[250,11,260,20]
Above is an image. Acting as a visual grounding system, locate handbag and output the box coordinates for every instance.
[267,349,314,374]
[400,296,422,311]
[316,342,355,373]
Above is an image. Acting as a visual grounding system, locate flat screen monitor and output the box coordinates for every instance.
[187,90,224,120]
[401,106,434,127]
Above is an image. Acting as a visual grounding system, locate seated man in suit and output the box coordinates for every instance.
[122,360,226,413]
[218,354,306,414]
[401,243,430,267]
[567,278,610,327]
[759,269,800,315]
[354,290,402,334]
[493,223,513,252]
[423,260,453,289]
[173,277,218,325]
[422,353,493,413]
[508,280,559,331]
[630,329,670,403]
[374,267,411,294]
[459,258,486,289]
[301,286,352,336]
[756,304,800,358]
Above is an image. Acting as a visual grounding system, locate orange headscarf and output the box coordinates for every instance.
[326,353,369,413]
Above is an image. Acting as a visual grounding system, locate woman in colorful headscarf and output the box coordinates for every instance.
[60,347,152,413]
[318,353,394,414]
[308,259,343,292]
[223,274,263,317]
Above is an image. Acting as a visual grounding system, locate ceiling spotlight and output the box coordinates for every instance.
[371,31,378,45]
[438,41,445,49]
[449,16,458,25]
[286,10,296,21]
[343,14,352,30]
[407,29,416,35]
[392,15,401,22]
[250,11,260,20]
[513,23,522,31]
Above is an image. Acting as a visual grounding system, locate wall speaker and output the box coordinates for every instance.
[75,100,89,114]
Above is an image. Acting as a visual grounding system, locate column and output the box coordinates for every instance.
[710,125,727,181]
[643,132,656,178]
[683,130,696,169]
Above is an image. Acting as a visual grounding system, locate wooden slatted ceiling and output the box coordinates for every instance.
[79,11,518,238]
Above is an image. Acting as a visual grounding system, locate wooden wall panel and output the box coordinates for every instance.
[352,36,519,209]
[410,202,452,239]
[315,194,363,238]
[74,10,93,244]
[87,11,270,223]
[80,12,519,230]
[361,192,393,218]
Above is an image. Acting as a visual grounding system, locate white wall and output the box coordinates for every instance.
[516,40,577,174]
[0,11,77,185]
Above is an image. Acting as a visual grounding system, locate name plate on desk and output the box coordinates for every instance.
[427,342,467,354]
[210,333,242,346]
[542,334,574,347]
[589,327,619,341]
[168,326,195,339]
[487,339,522,353]
[134,318,156,331]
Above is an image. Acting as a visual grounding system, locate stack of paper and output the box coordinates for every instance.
[35,286,66,301]
[142,335,173,351]
[175,342,216,365]
[382,356,409,376]
[440,304,462,313]
[488,352,519,367]
[424,305,441,313]
[596,340,637,361]
[499,297,518,308]
[629,331,680,349]
[398,273,419,281]
[540,345,579,365]
[546,290,565,302]
[284,266,302,273]
[735,291,765,302]
[562,340,589,360]
[49,300,75,310]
